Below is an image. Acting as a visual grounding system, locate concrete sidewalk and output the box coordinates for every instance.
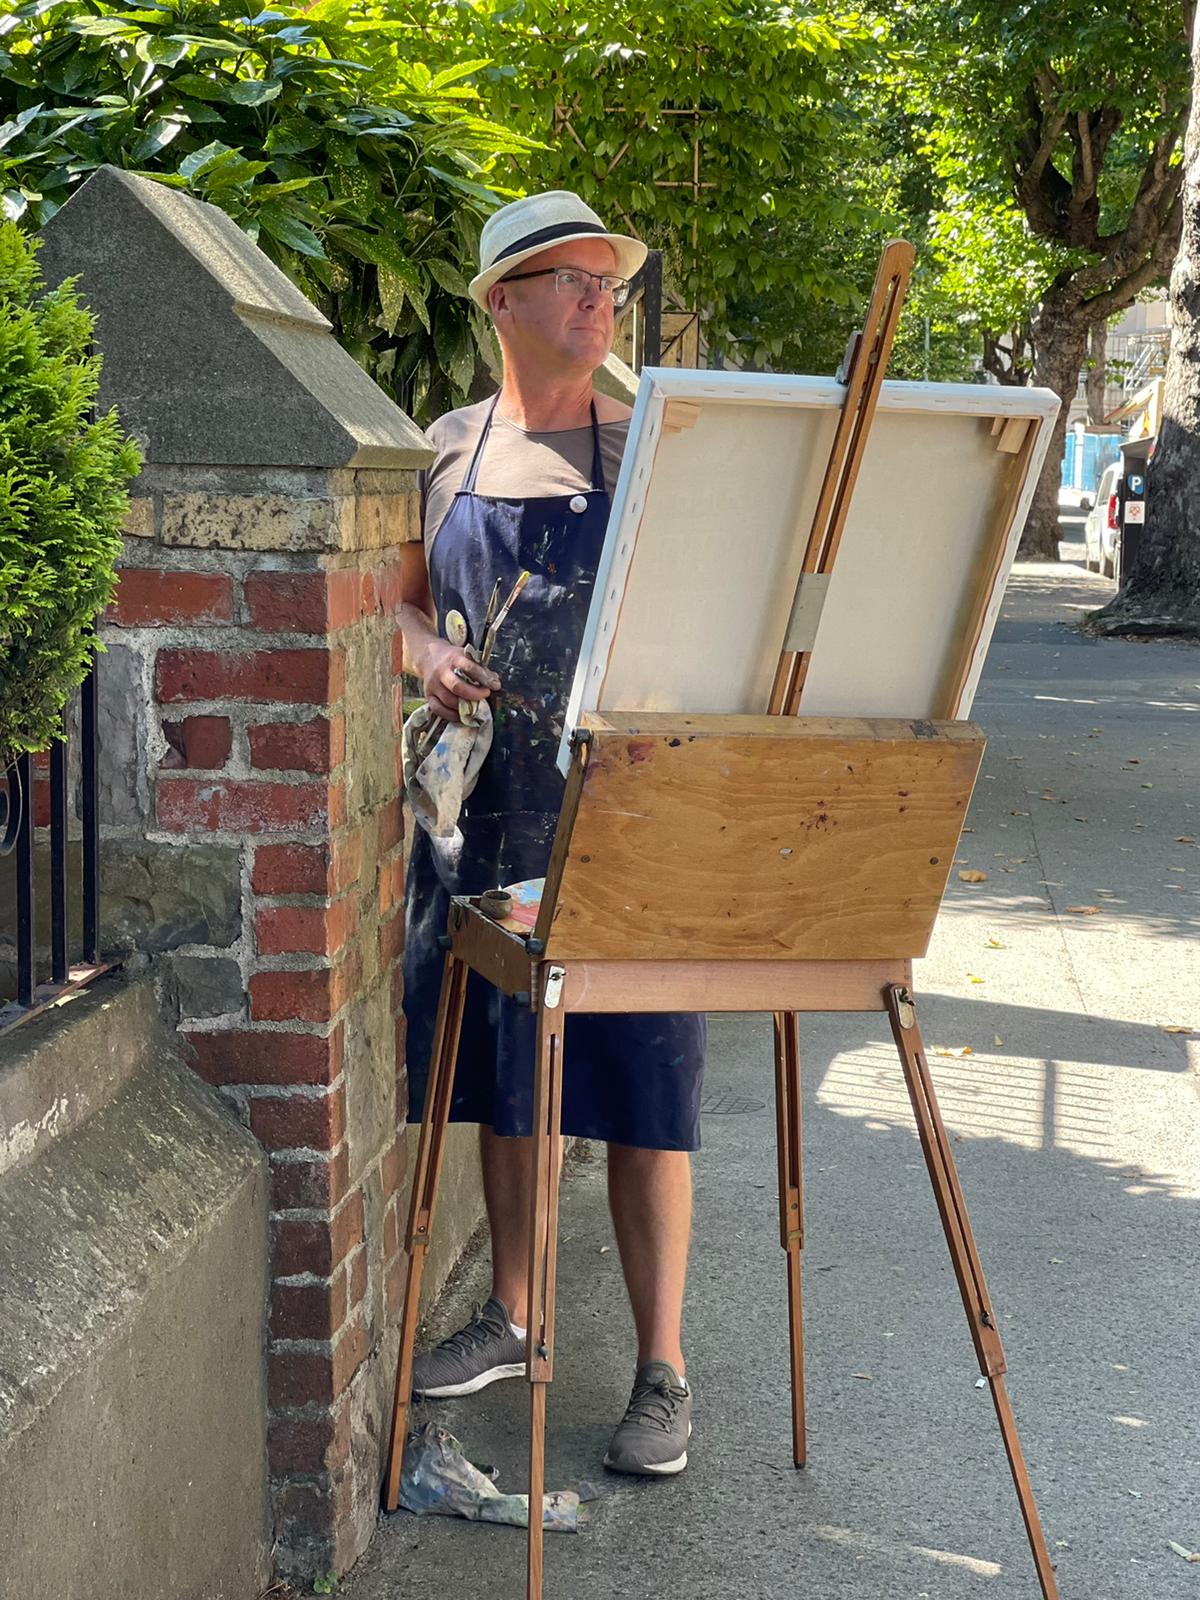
[345,562,1199,1600]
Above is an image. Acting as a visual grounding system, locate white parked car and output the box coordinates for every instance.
[1084,461,1122,578]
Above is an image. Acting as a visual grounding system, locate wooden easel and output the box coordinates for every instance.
[384,247,1060,1600]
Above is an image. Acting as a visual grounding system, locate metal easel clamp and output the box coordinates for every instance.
[543,965,566,1010]
[783,571,831,654]
[894,987,917,1030]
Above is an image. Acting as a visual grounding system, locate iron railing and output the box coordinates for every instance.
[626,249,663,369]
[1,655,107,1030]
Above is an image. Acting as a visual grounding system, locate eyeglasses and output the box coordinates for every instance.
[501,264,632,308]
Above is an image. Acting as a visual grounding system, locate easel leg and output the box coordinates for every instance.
[383,953,469,1512]
[525,965,566,1600]
[884,986,1059,1600]
[773,1010,806,1467]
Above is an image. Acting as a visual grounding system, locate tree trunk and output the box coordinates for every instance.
[1089,27,1200,636]
[1086,321,1108,424]
[1018,310,1090,559]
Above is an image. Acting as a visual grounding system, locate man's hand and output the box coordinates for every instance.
[423,640,501,723]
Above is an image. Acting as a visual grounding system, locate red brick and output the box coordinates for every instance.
[378,797,403,855]
[31,777,50,828]
[160,715,232,770]
[186,1026,343,1088]
[252,841,331,896]
[380,1137,404,1202]
[331,830,363,894]
[154,647,345,705]
[271,1275,348,1341]
[256,896,357,958]
[108,568,233,628]
[250,1087,346,1151]
[378,854,405,917]
[156,778,329,833]
[268,1317,368,1409]
[270,1146,350,1211]
[379,559,405,616]
[391,628,405,678]
[360,571,377,615]
[348,1246,368,1310]
[248,715,343,775]
[244,569,363,634]
[271,1193,361,1277]
[377,906,404,967]
[268,1403,352,1476]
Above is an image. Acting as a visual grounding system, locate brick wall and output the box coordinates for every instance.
[99,472,420,1582]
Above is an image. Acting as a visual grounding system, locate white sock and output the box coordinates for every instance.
[509,1321,527,1340]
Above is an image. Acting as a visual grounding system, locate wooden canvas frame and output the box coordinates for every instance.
[559,370,1059,773]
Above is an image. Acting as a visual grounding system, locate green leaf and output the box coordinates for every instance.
[257,202,327,258]
[223,78,282,107]
[425,257,470,297]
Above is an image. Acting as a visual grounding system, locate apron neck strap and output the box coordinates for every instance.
[460,394,608,497]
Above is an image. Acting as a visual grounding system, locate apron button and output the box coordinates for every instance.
[569,494,588,514]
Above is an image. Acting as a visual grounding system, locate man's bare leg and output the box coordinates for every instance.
[606,1144,692,1373]
[480,1125,534,1320]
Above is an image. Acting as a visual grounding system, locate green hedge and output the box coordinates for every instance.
[0,222,140,768]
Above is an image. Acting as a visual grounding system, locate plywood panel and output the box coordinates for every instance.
[542,719,985,962]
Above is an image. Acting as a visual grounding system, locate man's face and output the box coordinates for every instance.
[490,237,620,375]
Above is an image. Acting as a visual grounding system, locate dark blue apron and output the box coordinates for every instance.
[403,397,706,1150]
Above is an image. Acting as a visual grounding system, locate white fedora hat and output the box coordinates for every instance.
[469,189,648,310]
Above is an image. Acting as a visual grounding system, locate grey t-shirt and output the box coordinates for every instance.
[421,396,630,546]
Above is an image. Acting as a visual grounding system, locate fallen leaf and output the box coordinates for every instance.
[967,974,985,984]
[958,869,988,883]
[994,1035,1004,1047]
[1125,758,1141,765]
[935,1046,973,1058]
[1127,1489,1142,1498]
[598,1246,610,1254]
[851,1372,873,1381]
[1168,1541,1200,1563]
[1176,835,1197,844]
[1160,1025,1193,1036]
[974,1377,987,1389]
[1073,816,1088,822]
[1066,905,1101,915]
[1142,782,1154,789]
[986,937,1005,948]
[1050,1257,1065,1264]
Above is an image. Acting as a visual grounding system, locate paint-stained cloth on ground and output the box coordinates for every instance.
[403,396,705,1150]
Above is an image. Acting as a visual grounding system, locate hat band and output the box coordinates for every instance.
[492,219,608,267]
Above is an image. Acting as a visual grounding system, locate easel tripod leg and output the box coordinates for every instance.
[884,985,1059,1600]
[383,953,469,1512]
[773,1010,806,1467]
[525,966,567,1600]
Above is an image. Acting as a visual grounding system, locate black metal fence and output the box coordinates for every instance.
[628,249,663,369]
[1,658,104,1029]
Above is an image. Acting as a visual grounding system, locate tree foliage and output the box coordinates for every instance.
[357,0,878,369]
[0,0,538,418]
[0,222,141,767]
[894,0,1193,554]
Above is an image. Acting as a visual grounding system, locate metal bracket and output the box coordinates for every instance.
[543,965,566,1010]
[783,571,831,654]
[895,987,917,1030]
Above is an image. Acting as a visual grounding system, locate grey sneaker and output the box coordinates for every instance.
[603,1360,692,1476]
[411,1296,527,1398]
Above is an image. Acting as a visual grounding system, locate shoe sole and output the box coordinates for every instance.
[414,1361,526,1399]
[603,1421,692,1476]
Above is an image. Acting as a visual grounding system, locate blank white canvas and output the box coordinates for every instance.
[559,370,1058,773]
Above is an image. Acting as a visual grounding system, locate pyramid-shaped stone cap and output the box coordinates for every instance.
[37,165,433,471]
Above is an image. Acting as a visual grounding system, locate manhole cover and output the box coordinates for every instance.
[700,1088,767,1115]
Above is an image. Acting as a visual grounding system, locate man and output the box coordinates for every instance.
[397,191,706,1475]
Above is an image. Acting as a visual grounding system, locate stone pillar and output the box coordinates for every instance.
[38,167,434,1583]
